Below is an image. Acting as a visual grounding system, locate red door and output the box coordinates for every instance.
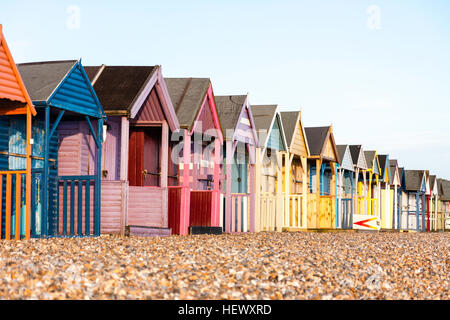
[128,127,161,187]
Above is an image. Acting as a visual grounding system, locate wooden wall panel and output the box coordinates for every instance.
[127,186,164,228]
[192,100,216,135]
[100,181,125,234]
[135,88,166,122]
[189,191,213,226]
[290,124,307,158]
[58,122,82,176]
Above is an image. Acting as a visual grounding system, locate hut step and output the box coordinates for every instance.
[125,225,172,237]
[189,226,223,235]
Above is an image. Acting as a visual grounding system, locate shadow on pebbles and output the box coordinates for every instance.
[0,232,448,299]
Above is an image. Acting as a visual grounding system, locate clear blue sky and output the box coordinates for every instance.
[2,0,450,179]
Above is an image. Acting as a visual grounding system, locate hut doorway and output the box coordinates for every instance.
[128,126,162,187]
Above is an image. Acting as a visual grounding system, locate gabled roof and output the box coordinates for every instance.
[429,175,437,195]
[18,60,105,118]
[85,65,156,112]
[85,65,178,131]
[18,60,78,101]
[215,95,247,133]
[429,175,436,187]
[164,77,212,130]
[403,170,425,192]
[279,111,310,157]
[215,95,259,146]
[336,144,354,171]
[389,159,401,186]
[349,145,368,170]
[280,111,299,148]
[0,25,36,115]
[336,145,347,165]
[378,154,391,183]
[389,160,396,183]
[305,126,338,162]
[251,105,287,151]
[423,170,430,195]
[439,179,450,201]
[251,105,288,150]
[364,150,381,175]
[252,105,277,134]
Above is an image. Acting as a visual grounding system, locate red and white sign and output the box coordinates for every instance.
[353,214,380,230]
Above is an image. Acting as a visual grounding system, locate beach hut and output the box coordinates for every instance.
[353,150,381,231]
[304,126,338,230]
[215,95,259,233]
[438,179,450,230]
[17,60,105,238]
[400,170,428,231]
[252,105,288,232]
[279,111,310,231]
[335,145,355,229]
[378,154,392,230]
[84,65,179,236]
[0,25,36,240]
[348,145,369,224]
[389,160,401,229]
[164,78,223,235]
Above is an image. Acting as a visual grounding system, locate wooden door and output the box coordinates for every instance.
[128,127,161,187]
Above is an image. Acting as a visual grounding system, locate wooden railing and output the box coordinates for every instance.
[257,192,284,231]
[283,194,303,229]
[56,175,97,236]
[339,198,353,229]
[229,193,249,233]
[0,171,27,240]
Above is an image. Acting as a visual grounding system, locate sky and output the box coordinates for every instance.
[2,0,450,179]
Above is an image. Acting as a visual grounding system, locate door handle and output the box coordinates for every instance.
[142,169,148,177]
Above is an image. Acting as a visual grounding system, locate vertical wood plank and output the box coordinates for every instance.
[231,194,236,232]
[63,181,68,235]
[70,181,75,235]
[284,153,290,228]
[120,117,129,181]
[315,159,321,229]
[181,129,191,235]
[5,174,11,240]
[248,144,255,233]
[254,147,261,232]
[160,121,169,228]
[26,110,32,239]
[85,180,90,235]
[78,180,83,235]
[225,140,233,233]
[55,179,59,236]
[237,196,242,232]
[301,157,307,229]
[213,138,221,226]
[0,174,2,239]
[15,173,21,240]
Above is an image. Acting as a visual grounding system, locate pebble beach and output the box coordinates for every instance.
[0,232,448,300]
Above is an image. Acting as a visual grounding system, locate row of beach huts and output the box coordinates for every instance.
[1,25,449,240]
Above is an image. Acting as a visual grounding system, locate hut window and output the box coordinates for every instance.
[321,168,332,196]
